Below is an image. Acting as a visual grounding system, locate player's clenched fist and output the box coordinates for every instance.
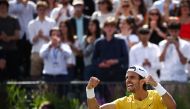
[86,77,100,89]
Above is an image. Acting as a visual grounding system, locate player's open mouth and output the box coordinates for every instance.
[127,84,133,88]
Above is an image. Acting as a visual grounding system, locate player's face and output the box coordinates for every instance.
[125,72,142,93]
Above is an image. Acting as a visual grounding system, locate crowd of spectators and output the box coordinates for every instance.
[0,0,190,83]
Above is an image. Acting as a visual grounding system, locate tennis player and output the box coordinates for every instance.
[86,65,176,109]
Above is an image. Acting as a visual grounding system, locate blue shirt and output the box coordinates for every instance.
[92,36,129,68]
[76,16,84,44]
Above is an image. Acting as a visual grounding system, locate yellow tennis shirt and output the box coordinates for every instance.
[113,90,167,109]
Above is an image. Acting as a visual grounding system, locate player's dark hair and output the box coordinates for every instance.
[139,75,148,90]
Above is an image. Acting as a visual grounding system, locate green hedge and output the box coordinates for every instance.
[1,81,190,109]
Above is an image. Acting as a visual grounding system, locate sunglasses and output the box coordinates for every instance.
[150,12,159,16]
[122,4,130,8]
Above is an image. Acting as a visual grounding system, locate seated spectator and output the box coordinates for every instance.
[147,6,167,45]
[92,16,129,82]
[115,0,132,18]
[115,16,139,49]
[130,25,161,81]
[92,0,115,28]
[159,21,190,82]
[128,0,147,26]
[164,0,190,42]
[40,27,72,82]
[178,0,190,42]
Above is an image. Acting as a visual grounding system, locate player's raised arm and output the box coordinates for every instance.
[86,77,116,109]
[146,75,176,109]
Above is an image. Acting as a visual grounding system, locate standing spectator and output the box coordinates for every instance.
[28,1,55,80]
[59,20,78,80]
[0,0,20,80]
[81,19,101,80]
[92,0,114,28]
[92,17,128,81]
[148,6,167,45]
[159,21,190,82]
[69,0,90,80]
[115,16,139,49]
[130,25,161,81]
[50,0,74,25]
[40,27,72,82]
[9,0,36,78]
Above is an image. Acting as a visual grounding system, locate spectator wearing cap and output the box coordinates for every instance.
[50,0,74,25]
[28,0,55,80]
[69,0,90,44]
[68,0,90,80]
[159,21,190,82]
[0,0,21,80]
[129,25,161,82]
[86,65,176,109]
[92,16,128,82]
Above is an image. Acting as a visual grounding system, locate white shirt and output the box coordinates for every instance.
[159,38,190,82]
[9,0,36,39]
[115,33,139,49]
[40,42,72,75]
[91,11,114,28]
[28,17,56,53]
[130,42,161,81]
[50,4,74,25]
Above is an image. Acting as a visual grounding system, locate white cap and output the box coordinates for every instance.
[72,0,84,6]
[127,65,148,78]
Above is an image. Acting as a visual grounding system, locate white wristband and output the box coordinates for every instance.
[154,83,167,96]
[86,88,95,99]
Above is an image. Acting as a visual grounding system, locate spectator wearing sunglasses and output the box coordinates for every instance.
[147,6,167,45]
